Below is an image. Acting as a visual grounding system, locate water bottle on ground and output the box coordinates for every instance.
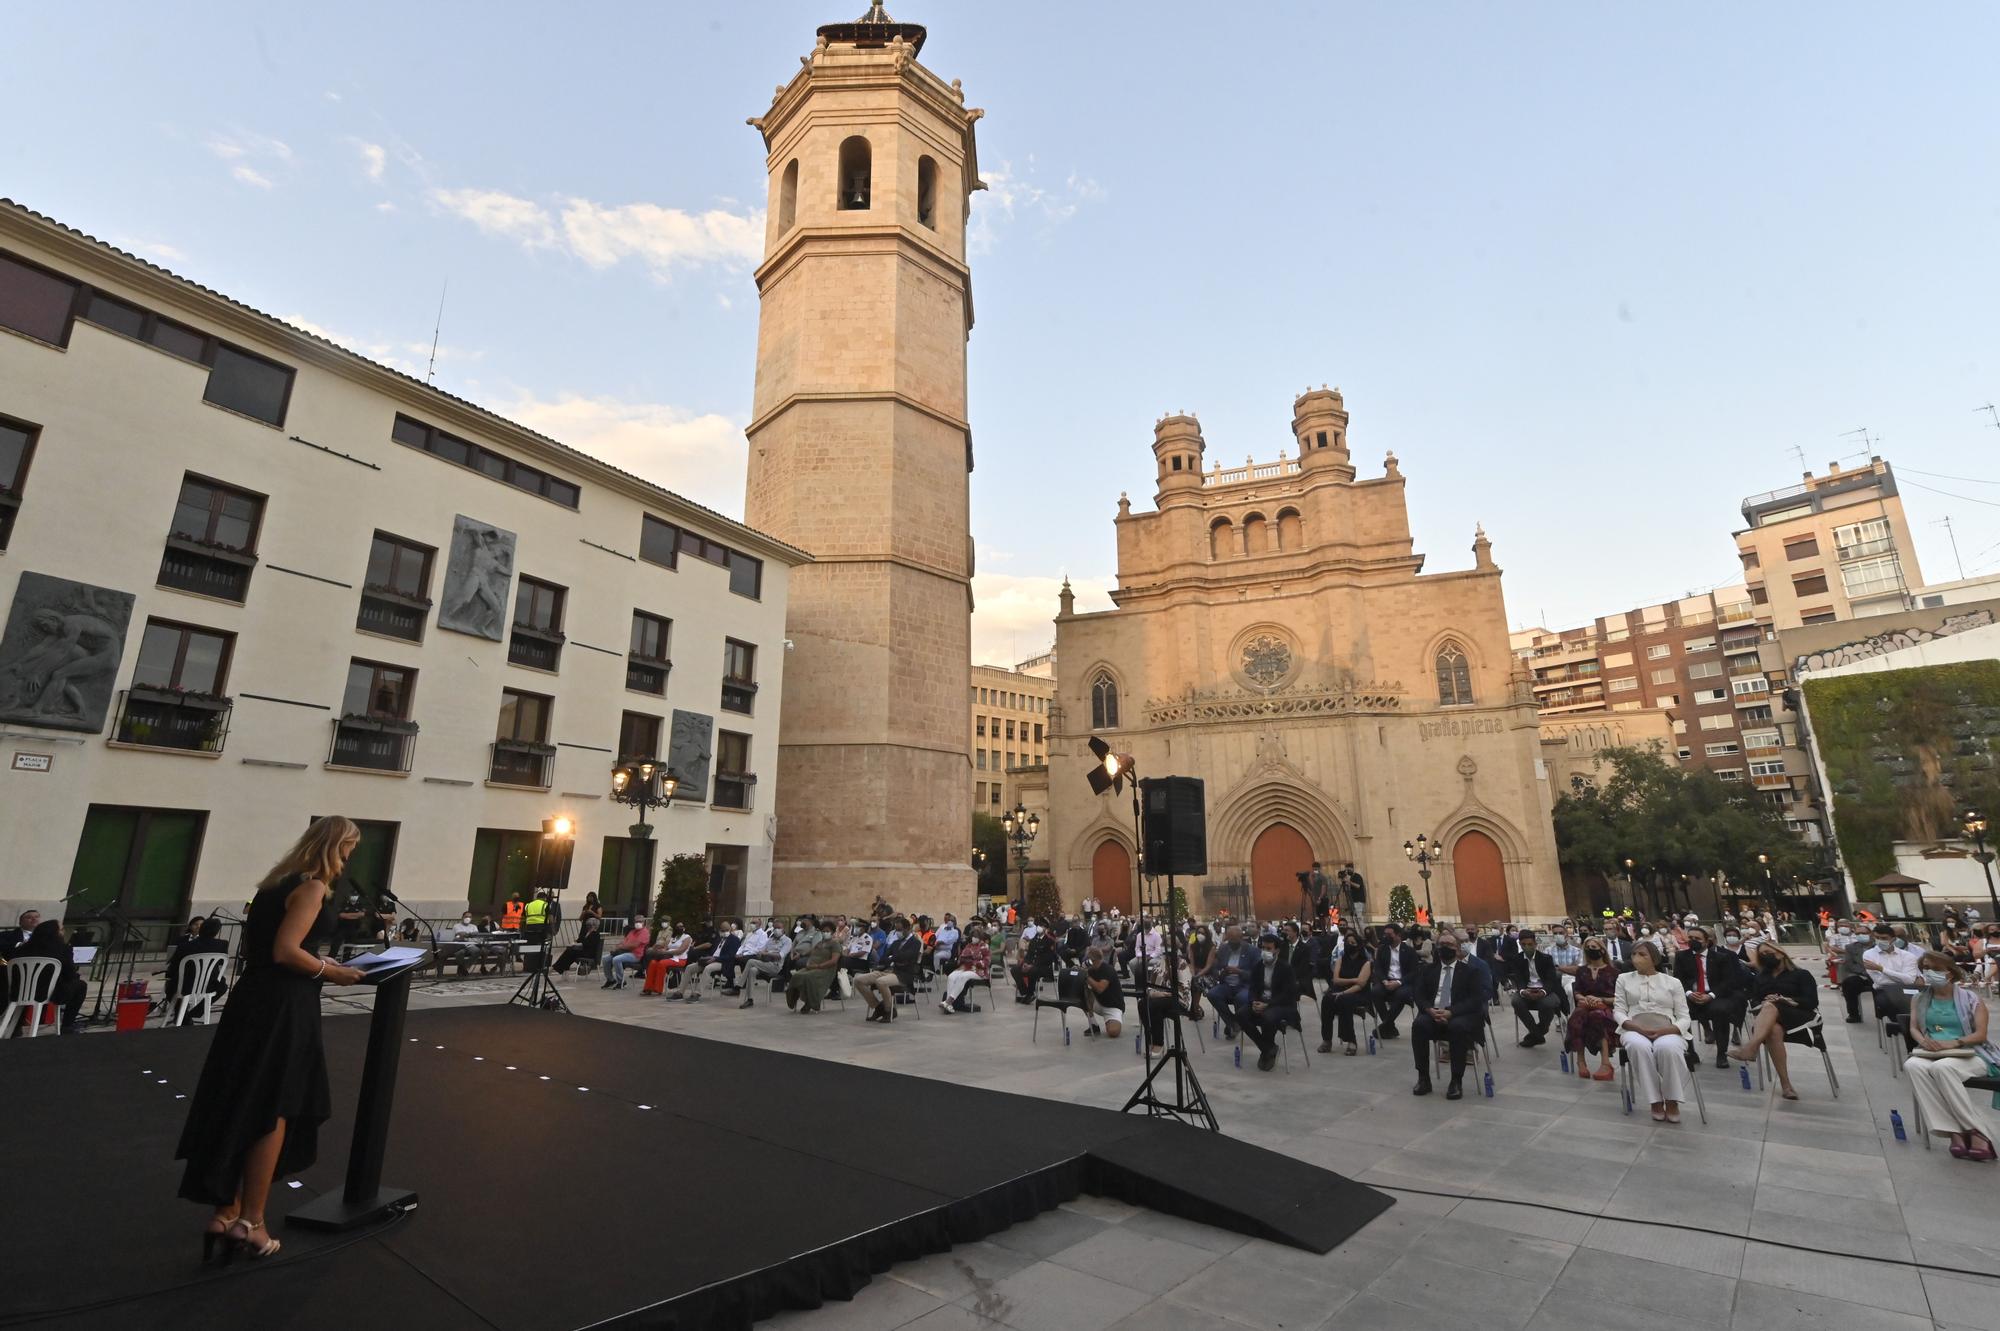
[1890,1109,1906,1142]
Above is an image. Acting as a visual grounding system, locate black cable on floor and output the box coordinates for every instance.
[1370,1183,1971,1278]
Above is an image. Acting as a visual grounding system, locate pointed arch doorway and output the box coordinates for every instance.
[1249,823,1313,920]
[1452,830,1510,923]
[1091,840,1132,914]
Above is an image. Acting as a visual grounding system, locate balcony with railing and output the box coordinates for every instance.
[1202,454,1302,488]
[1751,771,1793,791]
[1534,664,1601,689]
[1836,536,1895,562]
[111,687,233,754]
[1717,601,1757,624]
[721,677,757,715]
[507,623,566,672]
[626,652,671,696]
[1539,688,1607,713]
[356,584,431,642]
[713,770,757,811]
[489,738,555,788]
[157,535,257,603]
[327,715,418,772]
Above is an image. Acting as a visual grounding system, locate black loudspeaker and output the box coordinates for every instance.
[1140,776,1207,877]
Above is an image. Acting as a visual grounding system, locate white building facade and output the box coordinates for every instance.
[0,201,803,931]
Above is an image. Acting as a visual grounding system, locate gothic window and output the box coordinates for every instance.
[917,155,938,229]
[1090,674,1119,730]
[778,159,798,231]
[837,136,871,211]
[1435,641,1474,707]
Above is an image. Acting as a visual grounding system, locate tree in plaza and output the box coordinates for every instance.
[1553,746,1811,915]
[652,852,711,932]
[1387,883,1417,927]
[972,813,1007,897]
[1026,873,1063,923]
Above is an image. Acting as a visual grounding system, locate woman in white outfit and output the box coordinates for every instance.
[1614,940,1695,1123]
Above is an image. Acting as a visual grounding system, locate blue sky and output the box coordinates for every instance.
[11,3,1999,664]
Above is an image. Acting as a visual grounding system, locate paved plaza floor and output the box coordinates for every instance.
[386,971,2000,1331]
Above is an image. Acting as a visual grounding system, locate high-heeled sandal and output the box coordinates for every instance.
[228,1219,282,1259]
[202,1213,240,1262]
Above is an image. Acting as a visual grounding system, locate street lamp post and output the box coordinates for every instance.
[1403,833,1438,923]
[609,758,677,921]
[1623,857,1637,915]
[1963,811,2000,926]
[1757,851,1776,917]
[1001,803,1040,907]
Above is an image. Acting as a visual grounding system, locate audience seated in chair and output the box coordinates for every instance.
[552,918,603,975]
[1371,925,1420,1039]
[1010,925,1058,1004]
[0,909,41,961]
[733,919,795,1008]
[856,917,921,1022]
[600,921,651,990]
[939,926,991,1013]
[1615,940,1694,1124]
[1567,939,1620,1081]
[786,921,845,1014]
[1197,924,1260,1036]
[1242,934,1301,1072]
[1673,925,1747,1067]
[1320,927,1374,1055]
[14,919,87,1033]
[1411,935,1485,1099]
[163,917,230,1020]
[1902,952,1998,1161]
[1727,940,1818,1099]
[1507,928,1569,1047]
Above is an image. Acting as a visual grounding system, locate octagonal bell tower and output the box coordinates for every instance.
[744,6,984,919]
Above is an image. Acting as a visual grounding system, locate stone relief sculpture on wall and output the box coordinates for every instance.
[670,709,714,802]
[437,515,517,641]
[1240,634,1293,688]
[0,572,136,733]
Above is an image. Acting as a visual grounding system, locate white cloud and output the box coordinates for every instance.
[373,201,398,214]
[494,392,747,517]
[970,571,1112,667]
[113,236,186,263]
[970,155,1102,254]
[208,129,293,189]
[357,141,387,182]
[428,186,762,279]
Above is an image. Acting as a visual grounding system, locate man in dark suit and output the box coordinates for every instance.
[0,909,42,960]
[162,916,230,1011]
[14,920,88,1032]
[1506,928,1568,1046]
[1371,925,1420,1038]
[1599,931,1634,972]
[1242,933,1302,1072]
[1411,935,1487,1099]
[1672,924,1747,1067]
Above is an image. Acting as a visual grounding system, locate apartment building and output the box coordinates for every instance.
[0,201,805,929]
[969,662,1053,819]
[1734,458,1922,629]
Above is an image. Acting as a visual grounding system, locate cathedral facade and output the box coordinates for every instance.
[1046,388,1566,924]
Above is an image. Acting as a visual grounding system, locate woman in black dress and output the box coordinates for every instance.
[178,816,365,1259]
[1728,941,1819,1100]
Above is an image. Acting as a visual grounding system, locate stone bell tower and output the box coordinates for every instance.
[744,5,982,918]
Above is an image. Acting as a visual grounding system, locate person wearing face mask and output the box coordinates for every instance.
[1410,935,1486,1099]
[1320,929,1372,1055]
[1613,940,1695,1123]
[550,915,602,976]
[786,920,846,1013]
[1727,944,1819,1099]
[732,919,794,1006]
[1506,930,1568,1048]
[1673,927,1748,1068]
[1241,934,1301,1072]
[1567,938,1621,1080]
[1902,952,1999,1160]
[1863,924,1922,1031]
[1546,928,1583,977]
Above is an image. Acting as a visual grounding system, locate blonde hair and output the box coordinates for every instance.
[259,815,362,891]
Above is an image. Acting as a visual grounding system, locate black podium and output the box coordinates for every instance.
[289,964,421,1231]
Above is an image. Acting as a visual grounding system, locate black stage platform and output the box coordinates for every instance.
[2,1006,1391,1330]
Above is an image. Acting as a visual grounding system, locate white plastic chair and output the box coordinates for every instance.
[163,952,228,1028]
[1,957,63,1037]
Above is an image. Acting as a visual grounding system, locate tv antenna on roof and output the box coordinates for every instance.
[1936,516,1966,581]
[1838,426,1877,459]
[426,279,448,384]
[1978,403,2000,432]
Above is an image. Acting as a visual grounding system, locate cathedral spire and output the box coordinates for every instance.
[819,3,927,54]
